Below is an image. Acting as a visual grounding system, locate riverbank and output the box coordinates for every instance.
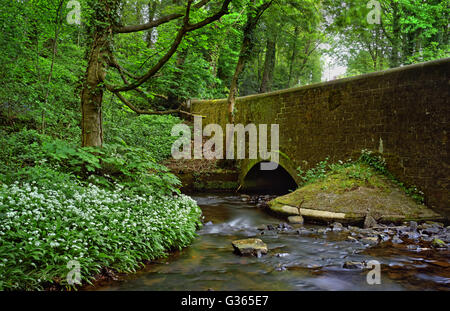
[83,194,450,291]
[269,152,445,225]
[0,127,203,291]
[0,181,202,291]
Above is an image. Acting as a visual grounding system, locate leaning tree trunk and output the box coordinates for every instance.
[81,0,115,147]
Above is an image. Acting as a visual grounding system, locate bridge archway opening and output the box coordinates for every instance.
[242,161,297,195]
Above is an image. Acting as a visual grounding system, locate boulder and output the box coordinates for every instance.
[232,238,268,256]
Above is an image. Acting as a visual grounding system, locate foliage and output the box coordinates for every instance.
[296,157,330,185]
[0,0,445,291]
[0,181,201,290]
[0,129,180,195]
[324,0,449,75]
[103,108,182,163]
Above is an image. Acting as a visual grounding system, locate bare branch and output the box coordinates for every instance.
[186,0,231,31]
[111,90,202,118]
[114,13,183,34]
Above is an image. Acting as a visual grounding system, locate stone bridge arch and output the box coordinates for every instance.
[239,153,299,194]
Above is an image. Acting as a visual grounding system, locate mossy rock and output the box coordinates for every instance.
[269,164,443,224]
[232,238,268,256]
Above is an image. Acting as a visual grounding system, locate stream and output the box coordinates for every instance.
[90,193,450,291]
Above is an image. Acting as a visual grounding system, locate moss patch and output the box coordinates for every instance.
[269,163,443,223]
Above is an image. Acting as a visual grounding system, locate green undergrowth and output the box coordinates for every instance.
[0,127,202,290]
[0,182,201,290]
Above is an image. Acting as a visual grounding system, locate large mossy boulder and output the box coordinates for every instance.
[268,164,443,224]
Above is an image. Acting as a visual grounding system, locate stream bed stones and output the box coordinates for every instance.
[288,216,304,224]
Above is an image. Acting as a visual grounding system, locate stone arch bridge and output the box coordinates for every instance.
[189,58,449,218]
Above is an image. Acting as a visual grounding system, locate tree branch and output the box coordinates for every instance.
[108,56,169,103]
[110,0,231,93]
[114,13,183,34]
[111,89,202,118]
[194,0,212,9]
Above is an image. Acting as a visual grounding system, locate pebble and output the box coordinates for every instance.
[431,238,447,249]
[278,223,293,231]
[421,227,440,235]
[288,216,304,225]
[378,233,390,242]
[409,221,418,232]
[392,236,403,244]
[343,261,365,269]
[361,236,379,244]
[331,222,344,232]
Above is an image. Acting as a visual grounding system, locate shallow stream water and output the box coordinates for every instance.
[90,193,450,291]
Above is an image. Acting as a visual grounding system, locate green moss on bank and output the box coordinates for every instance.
[269,159,442,223]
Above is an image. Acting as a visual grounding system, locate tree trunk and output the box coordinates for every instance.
[146,1,158,47]
[389,2,401,67]
[287,26,299,88]
[259,37,276,93]
[81,0,115,147]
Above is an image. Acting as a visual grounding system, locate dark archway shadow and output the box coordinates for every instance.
[241,161,298,195]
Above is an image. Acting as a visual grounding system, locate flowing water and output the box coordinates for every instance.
[90,193,450,291]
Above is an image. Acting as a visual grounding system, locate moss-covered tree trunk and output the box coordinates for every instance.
[81,0,116,147]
